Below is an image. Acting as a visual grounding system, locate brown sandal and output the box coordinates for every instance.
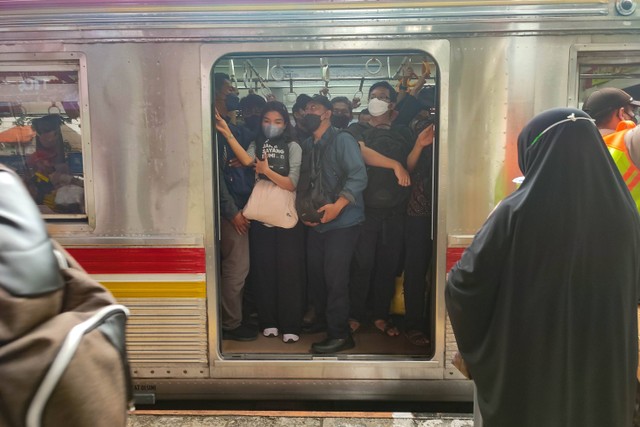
[374,319,400,337]
[405,329,430,347]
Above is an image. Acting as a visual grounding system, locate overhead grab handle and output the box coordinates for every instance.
[319,58,330,99]
[229,59,238,87]
[245,60,273,99]
[352,76,365,109]
[392,56,410,80]
[365,57,382,75]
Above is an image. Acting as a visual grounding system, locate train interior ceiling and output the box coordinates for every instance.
[213,52,438,360]
[213,53,436,112]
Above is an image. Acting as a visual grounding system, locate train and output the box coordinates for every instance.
[1,0,639,404]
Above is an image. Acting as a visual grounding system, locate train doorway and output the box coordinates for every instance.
[210,52,440,361]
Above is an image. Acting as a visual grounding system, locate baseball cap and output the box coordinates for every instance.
[582,87,640,119]
[31,114,63,135]
[307,94,332,111]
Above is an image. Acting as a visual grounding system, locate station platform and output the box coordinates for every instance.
[128,410,474,426]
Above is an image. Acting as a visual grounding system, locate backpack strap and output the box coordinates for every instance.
[26,304,131,427]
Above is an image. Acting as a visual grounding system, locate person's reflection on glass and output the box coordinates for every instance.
[26,114,83,214]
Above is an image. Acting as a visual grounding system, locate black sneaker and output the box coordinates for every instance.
[222,325,258,341]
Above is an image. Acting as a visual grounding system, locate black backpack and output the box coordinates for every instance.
[347,123,412,209]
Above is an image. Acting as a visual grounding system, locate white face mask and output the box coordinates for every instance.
[368,98,390,117]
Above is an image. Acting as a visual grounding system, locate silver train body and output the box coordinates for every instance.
[1,0,638,402]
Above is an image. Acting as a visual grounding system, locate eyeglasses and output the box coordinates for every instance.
[623,108,638,123]
[369,96,390,102]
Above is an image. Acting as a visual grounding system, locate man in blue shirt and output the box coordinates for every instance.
[298,95,367,353]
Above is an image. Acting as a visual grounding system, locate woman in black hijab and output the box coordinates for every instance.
[446,108,640,427]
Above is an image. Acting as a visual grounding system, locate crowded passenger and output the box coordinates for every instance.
[292,94,313,143]
[213,72,258,342]
[346,81,413,336]
[403,88,436,347]
[296,94,367,353]
[330,96,354,129]
[240,93,267,135]
[393,67,430,126]
[582,87,640,211]
[218,101,305,343]
[446,108,640,426]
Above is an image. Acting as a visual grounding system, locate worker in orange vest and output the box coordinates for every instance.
[583,87,640,408]
[583,87,640,211]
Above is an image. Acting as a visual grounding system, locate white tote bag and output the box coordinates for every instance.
[243,179,298,229]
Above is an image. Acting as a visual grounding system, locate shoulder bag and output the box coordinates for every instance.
[243,179,298,228]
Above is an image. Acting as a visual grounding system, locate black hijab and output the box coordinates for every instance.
[446,108,640,427]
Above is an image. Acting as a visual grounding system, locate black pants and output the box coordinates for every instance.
[350,213,404,322]
[250,221,305,334]
[403,215,433,331]
[307,225,361,339]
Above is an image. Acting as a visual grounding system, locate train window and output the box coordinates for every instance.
[577,51,640,111]
[212,53,438,360]
[0,60,86,219]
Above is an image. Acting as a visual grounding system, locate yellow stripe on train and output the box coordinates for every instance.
[100,281,206,298]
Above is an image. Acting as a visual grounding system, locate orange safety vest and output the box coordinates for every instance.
[603,120,640,212]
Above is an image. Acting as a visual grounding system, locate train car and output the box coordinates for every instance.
[1,0,639,404]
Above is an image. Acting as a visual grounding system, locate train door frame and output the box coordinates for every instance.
[200,38,452,381]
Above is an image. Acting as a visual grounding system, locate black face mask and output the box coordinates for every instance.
[301,113,322,133]
[244,115,261,132]
[331,115,351,129]
[225,94,240,111]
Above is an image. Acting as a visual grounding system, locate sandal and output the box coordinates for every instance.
[405,329,430,347]
[374,319,400,337]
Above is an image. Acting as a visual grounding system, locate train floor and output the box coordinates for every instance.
[222,316,432,358]
[128,410,474,426]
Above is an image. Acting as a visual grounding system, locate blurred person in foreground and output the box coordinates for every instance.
[446,108,640,427]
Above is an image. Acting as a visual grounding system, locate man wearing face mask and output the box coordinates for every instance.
[582,87,640,212]
[292,94,313,143]
[297,95,368,353]
[330,96,354,129]
[346,81,415,337]
[240,93,266,136]
[213,72,258,342]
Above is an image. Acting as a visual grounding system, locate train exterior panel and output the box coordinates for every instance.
[0,0,638,402]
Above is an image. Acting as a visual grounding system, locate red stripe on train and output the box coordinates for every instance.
[446,247,466,272]
[65,248,206,274]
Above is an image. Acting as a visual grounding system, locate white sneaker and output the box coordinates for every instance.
[263,328,279,337]
[282,333,299,343]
